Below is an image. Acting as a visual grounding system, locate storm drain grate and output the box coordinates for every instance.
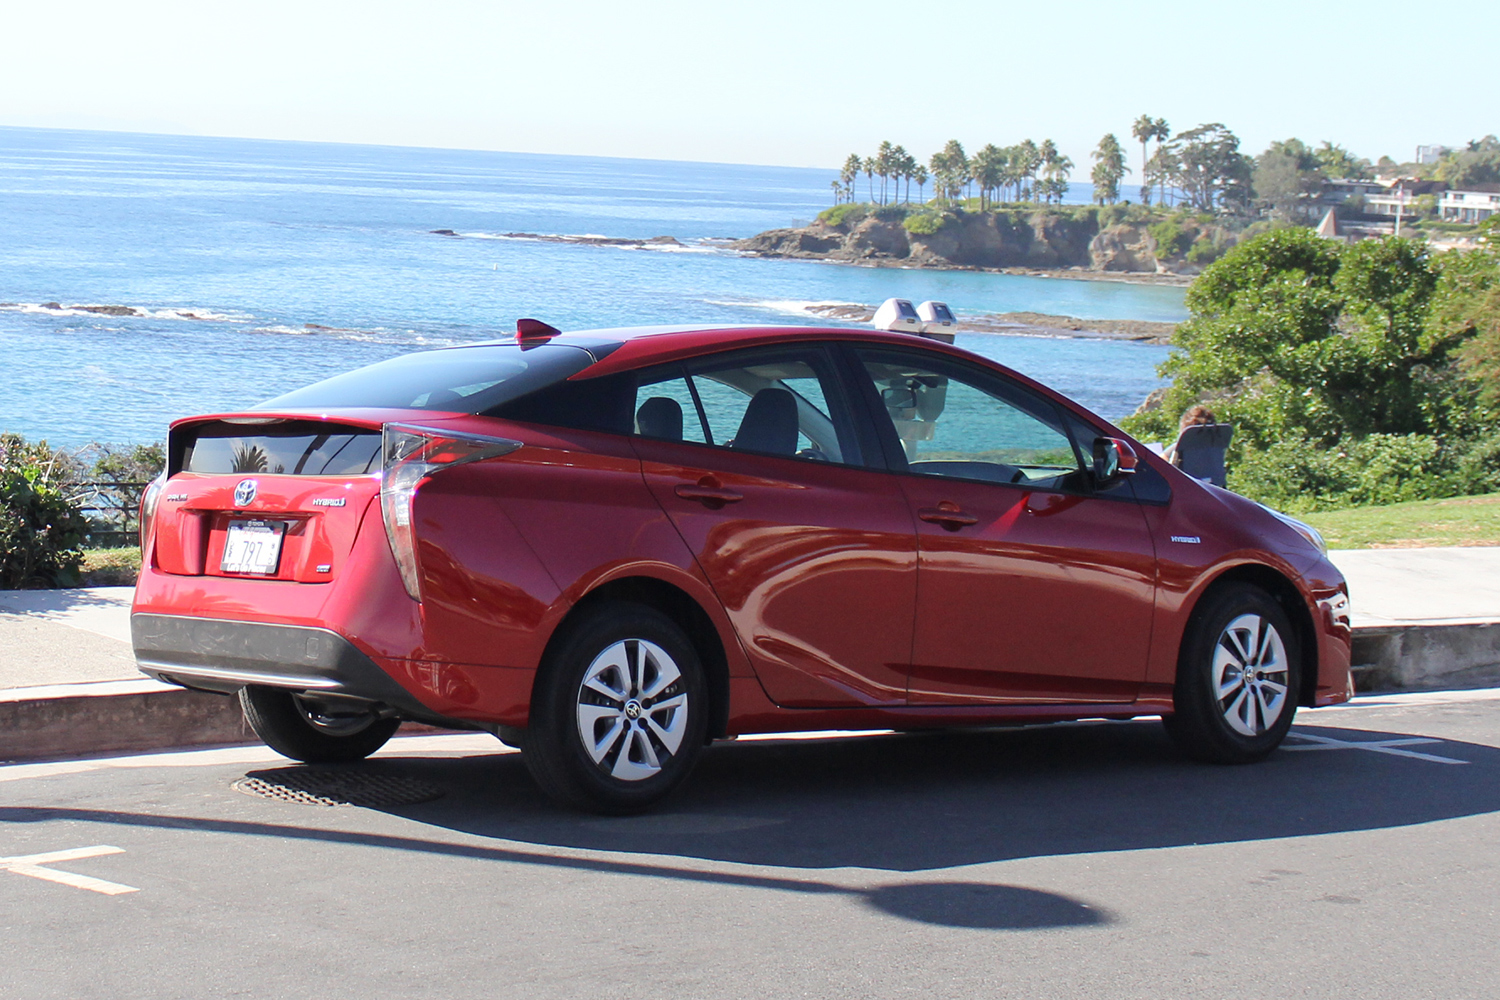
[233,768,445,808]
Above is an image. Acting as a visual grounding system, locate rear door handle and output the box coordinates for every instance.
[674,482,744,506]
[917,505,979,529]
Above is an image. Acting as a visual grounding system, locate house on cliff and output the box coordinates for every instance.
[1440,187,1500,224]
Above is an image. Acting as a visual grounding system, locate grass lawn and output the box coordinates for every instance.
[1301,492,1500,550]
[81,546,141,586]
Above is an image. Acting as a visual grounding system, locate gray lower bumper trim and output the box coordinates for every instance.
[130,613,441,723]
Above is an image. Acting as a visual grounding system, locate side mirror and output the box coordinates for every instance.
[1092,437,1139,486]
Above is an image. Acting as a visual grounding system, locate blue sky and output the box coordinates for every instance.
[1,0,1493,169]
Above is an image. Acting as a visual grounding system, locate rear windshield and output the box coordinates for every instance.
[180,421,382,475]
[256,344,598,413]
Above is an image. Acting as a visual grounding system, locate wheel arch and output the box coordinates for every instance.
[1186,563,1321,708]
[537,575,732,740]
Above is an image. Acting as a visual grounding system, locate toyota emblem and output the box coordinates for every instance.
[233,479,258,507]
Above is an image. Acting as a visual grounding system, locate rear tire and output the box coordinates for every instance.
[523,603,707,814]
[1162,583,1300,764]
[239,686,400,763]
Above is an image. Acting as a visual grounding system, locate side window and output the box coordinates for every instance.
[853,347,1085,490]
[633,368,709,444]
[681,349,859,465]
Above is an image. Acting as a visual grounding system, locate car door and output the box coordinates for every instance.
[845,344,1157,705]
[628,346,918,708]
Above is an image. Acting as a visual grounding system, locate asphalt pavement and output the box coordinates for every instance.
[4,690,1500,999]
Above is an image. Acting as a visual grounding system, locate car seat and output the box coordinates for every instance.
[733,388,798,456]
[1175,423,1234,487]
[636,397,684,441]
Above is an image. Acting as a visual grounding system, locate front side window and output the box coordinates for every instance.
[852,347,1085,490]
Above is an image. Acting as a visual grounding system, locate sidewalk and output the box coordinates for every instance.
[2,549,1498,761]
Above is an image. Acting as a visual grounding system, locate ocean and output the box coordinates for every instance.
[0,127,1183,448]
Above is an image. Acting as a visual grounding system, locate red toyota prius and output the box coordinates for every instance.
[132,318,1353,812]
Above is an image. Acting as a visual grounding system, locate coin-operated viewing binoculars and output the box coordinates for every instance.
[871,298,957,343]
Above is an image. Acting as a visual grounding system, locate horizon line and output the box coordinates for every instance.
[0,122,842,174]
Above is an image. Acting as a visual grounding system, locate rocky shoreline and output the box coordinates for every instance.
[431,229,686,250]
[728,208,1225,283]
[799,302,1177,344]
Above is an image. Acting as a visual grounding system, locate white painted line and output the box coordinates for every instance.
[0,845,139,895]
[0,845,125,866]
[1309,686,1500,711]
[1284,732,1470,764]
[6,864,138,895]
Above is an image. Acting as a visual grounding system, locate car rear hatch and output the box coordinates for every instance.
[150,417,385,583]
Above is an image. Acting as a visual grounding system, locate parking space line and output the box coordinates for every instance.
[1284,733,1470,765]
[0,845,139,895]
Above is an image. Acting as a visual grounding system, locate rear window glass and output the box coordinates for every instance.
[256,344,598,412]
[181,422,382,475]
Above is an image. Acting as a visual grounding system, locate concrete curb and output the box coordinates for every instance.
[0,679,465,764]
[1352,622,1500,692]
[0,679,252,763]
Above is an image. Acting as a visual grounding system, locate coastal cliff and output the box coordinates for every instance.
[731,206,1230,278]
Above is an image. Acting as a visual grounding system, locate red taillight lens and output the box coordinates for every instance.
[379,424,522,601]
[138,473,166,555]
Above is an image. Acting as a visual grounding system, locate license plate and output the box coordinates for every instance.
[221,520,286,575]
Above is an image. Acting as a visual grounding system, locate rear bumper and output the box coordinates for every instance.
[131,613,452,725]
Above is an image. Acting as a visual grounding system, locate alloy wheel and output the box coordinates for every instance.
[1212,613,1290,737]
[575,638,690,781]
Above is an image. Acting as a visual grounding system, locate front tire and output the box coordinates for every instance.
[239,686,400,763]
[1162,584,1300,764]
[523,603,707,814]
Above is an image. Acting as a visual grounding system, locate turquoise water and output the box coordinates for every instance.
[0,127,1180,446]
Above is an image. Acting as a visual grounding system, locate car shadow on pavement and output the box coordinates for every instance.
[2,719,1494,930]
[353,718,1500,872]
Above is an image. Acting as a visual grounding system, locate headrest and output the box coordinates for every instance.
[733,388,799,455]
[636,396,684,441]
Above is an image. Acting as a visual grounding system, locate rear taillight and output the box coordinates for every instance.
[380,424,522,600]
[138,473,166,553]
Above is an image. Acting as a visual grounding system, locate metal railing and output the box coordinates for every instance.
[73,480,150,548]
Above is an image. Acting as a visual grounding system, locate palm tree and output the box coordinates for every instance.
[1047,154,1074,203]
[1090,133,1128,204]
[929,141,968,202]
[1132,115,1155,204]
[971,144,1005,210]
[1014,140,1040,201]
[839,154,861,204]
[1000,145,1024,203]
[875,141,895,204]
[1152,118,1171,205]
[913,163,928,203]
[863,157,876,203]
[1038,140,1059,203]
[891,146,913,203]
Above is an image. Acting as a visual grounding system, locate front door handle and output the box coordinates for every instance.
[917,503,979,530]
[674,479,744,507]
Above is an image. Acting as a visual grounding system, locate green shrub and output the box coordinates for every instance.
[0,434,91,588]
[1147,218,1194,260]
[903,210,949,235]
[1226,433,1499,514]
[1186,238,1222,265]
[817,203,868,227]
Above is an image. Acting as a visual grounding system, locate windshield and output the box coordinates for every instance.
[256,344,598,413]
